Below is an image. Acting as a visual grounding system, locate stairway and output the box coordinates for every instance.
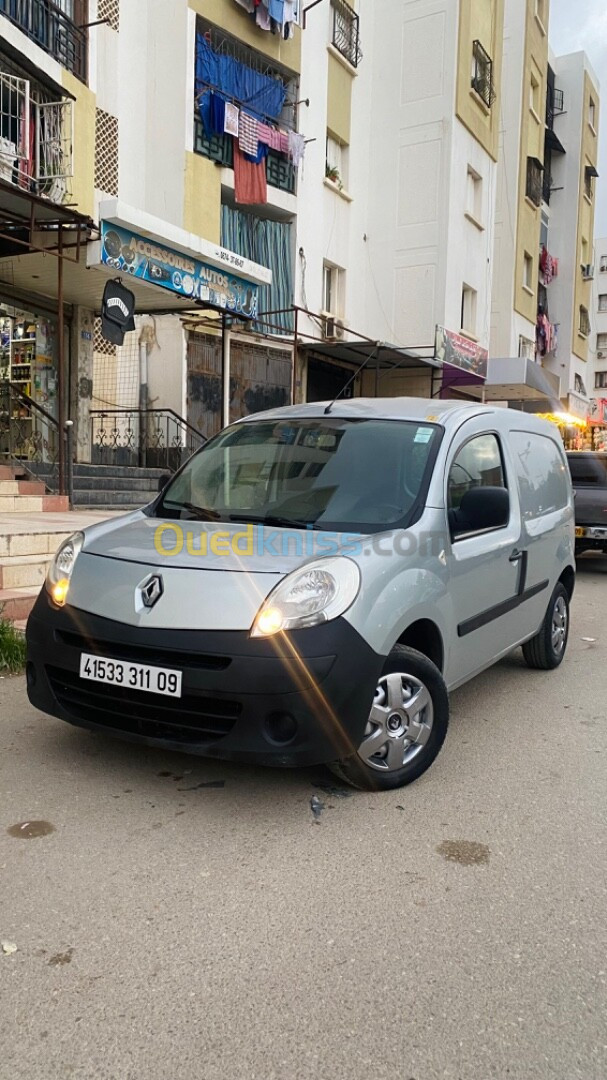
[24,463,167,511]
[0,464,117,627]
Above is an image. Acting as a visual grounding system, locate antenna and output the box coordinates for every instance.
[324,343,381,415]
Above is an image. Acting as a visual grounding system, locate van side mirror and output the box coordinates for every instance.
[158,473,172,493]
[457,486,510,534]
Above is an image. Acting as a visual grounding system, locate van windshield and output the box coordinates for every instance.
[156,418,441,534]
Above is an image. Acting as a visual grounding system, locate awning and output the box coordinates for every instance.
[299,339,441,371]
[545,128,566,155]
[452,356,561,404]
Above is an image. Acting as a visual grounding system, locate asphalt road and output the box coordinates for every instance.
[1,555,606,1080]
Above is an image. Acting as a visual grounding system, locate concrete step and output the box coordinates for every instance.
[0,530,72,558]
[71,476,163,492]
[0,553,51,590]
[0,494,69,513]
[27,463,168,480]
[73,490,156,507]
[0,479,47,497]
[0,585,41,622]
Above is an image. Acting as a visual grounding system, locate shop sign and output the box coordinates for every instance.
[434,326,488,379]
[588,398,607,425]
[100,222,260,320]
[567,392,589,420]
[101,278,136,346]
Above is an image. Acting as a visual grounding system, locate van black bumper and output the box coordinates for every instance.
[26,590,385,768]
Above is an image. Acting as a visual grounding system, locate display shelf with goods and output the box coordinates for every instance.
[0,309,59,463]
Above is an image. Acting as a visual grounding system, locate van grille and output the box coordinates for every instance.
[47,666,240,744]
[54,630,232,672]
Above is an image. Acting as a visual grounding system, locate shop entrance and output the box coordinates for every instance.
[306,357,354,403]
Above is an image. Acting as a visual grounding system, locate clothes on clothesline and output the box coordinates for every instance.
[196,34,287,133]
[288,130,305,167]
[540,245,559,287]
[239,111,259,157]
[224,101,239,137]
[234,142,268,205]
[536,307,555,357]
[234,0,299,37]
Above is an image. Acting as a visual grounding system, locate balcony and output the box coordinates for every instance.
[471,40,496,109]
[545,85,564,131]
[526,156,543,208]
[0,69,73,204]
[193,115,296,196]
[0,0,87,83]
[331,0,362,69]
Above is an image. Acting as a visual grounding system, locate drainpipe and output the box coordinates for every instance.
[221,314,231,428]
[138,338,148,468]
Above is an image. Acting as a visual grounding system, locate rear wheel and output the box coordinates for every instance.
[522,582,569,670]
[329,646,449,791]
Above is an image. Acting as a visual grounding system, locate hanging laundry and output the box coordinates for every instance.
[256,4,271,30]
[196,35,286,125]
[234,142,267,205]
[244,142,269,165]
[288,130,305,168]
[268,0,285,23]
[258,123,282,151]
[239,112,259,157]
[209,93,226,136]
[278,130,290,154]
[224,101,240,137]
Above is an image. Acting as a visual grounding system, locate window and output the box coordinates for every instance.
[466,166,482,223]
[519,335,535,359]
[460,284,477,336]
[471,40,495,109]
[600,255,607,272]
[325,133,348,189]
[574,373,587,396]
[567,453,607,483]
[581,237,589,266]
[511,432,569,519]
[530,72,540,117]
[599,295,607,312]
[579,306,591,337]
[526,157,543,207]
[584,165,598,201]
[595,372,607,389]
[597,333,607,353]
[331,0,361,68]
[589,97,596,130]
[448,434,506,537]
[322,263,343,316]
[523,252,534,291]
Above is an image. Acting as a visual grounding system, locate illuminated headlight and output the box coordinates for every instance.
[251,556,360,637]
[46,532,84,607]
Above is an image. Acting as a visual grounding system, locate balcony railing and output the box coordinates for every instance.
[193,114,296,195]
[471,39,496,109]
[331,0,362,68]
[546,85,564,130]
[90,409,206,472]
[0,71,73,204]
[0,0,87,82]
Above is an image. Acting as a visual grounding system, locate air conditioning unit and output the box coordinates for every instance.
[582,264,595,280]
[598,351,606,359]
[321,315,345,341]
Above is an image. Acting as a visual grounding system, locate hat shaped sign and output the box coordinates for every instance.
[101,278,136,345]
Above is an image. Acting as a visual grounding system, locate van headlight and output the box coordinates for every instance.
[251,556,360,637]
[46,532,84,607]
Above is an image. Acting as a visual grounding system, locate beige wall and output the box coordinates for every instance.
[513,0,549,324]
[573,70,600,362]
[327,53,352,145]
[183,151,221,242]
[62,70,96,219]
[456,0,505,161]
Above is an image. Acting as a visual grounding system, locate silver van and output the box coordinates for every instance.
[26,399,575,790]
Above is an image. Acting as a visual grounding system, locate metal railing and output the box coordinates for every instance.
[0,381,59,486]
[331,0,362,68]
[90,409,206,472]
[546,85,564,130]
[542,172,553,205]
[0,0,87,82]
[471,39,496,108]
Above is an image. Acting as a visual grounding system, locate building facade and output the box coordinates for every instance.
[589,235,607,446]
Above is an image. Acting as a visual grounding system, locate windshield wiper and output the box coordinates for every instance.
[228,513,320,530]
[162,501,221,522]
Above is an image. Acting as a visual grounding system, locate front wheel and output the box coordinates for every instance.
[329,646,449,791]
[522,582,570,670]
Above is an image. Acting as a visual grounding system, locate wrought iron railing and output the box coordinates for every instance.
[0,381,59,486]
[90,409,206,472]
[0,0,87,82]
[546,85,564,130]
[471,39,496,108]
[193,115,296,194]
[331,0,362,68]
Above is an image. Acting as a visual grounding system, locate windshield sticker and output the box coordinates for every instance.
[414,427,434,443]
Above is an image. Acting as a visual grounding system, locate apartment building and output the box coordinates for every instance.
[589,236,607,447]
[296,0,504,403]
[0,0,303,477]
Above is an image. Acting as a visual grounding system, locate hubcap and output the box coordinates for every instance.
[358,671,434,773]
[551,595,568,654]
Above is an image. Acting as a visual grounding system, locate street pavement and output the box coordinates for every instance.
[1,556,606,1080]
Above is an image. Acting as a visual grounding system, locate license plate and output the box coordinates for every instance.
[79,653,182,697]
[575,527,585,537]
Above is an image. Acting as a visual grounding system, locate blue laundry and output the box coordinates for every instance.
[196,35,286,133]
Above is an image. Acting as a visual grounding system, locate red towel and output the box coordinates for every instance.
[234,143,267,205]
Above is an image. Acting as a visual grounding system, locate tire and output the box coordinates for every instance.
[328,646,449,791]
[522,582,569,670]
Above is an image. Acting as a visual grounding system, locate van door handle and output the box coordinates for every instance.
[509,549,523,562]
[509,549,528,595]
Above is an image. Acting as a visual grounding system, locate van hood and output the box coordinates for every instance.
[82,513,338,575]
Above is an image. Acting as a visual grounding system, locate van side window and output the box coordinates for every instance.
[448,434,506,538]
[511,432,570,517]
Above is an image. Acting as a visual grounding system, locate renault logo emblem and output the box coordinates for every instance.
[139,574,163,609]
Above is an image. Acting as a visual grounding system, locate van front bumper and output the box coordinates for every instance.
[26,590,385,768]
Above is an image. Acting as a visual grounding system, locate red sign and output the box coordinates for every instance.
[435,326,488,380]
[588,398,607,425]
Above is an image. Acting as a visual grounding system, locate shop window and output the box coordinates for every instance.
[460,284,477,337]
[599,295,607,312]
[579,306,591,337]
[466,166,482,224]
[523,252,534,291]
[325,133,348,190]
